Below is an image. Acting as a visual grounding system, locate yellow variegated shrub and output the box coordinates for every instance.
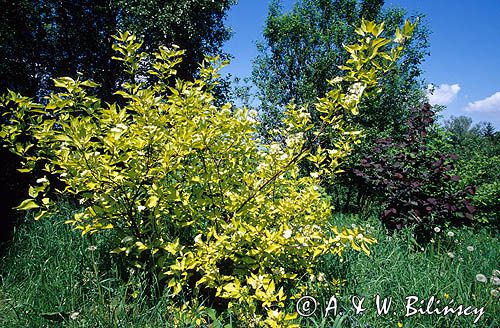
[0,20,415,327]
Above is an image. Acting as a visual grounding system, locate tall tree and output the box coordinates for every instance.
[252,0,430,211]
[253,0,429,137]
[0,0,235,99]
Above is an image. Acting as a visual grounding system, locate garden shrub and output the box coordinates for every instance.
[352,104,476,242]
[0,20,415,326]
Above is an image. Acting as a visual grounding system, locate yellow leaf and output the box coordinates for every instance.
[14,199,39,211]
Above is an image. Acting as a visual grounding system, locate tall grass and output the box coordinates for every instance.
[1,206,498,327]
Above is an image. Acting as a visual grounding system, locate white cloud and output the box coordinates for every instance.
[465,92,500,113]
[427,83,461,106]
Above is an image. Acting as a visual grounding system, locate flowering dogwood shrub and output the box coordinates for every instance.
[0,20,415,326]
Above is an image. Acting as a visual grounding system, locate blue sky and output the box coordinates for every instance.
[222,0,500,128]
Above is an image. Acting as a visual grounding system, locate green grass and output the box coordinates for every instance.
[302,214,500,327]
[0,203,178,327]
[0,206,498,327]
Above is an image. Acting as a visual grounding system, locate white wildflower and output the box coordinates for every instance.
[137,205,146,212]
[434,227,441,233]
[447,231,455,237]
[476,274,487,283]
[36,177,48,184]
[467,246,474,252]
[317,272,325,282]
[447,252,455,259]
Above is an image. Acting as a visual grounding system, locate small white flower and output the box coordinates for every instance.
[467,246,474,252]
[430,238,435,243]
[283,229,292,239]
[269,143,280,153]
[491,276,500,286]
[194,234,202,244]
[356,233,364,240]
[317,272,325,282]
[476,274,487,283]
[310,172,319,178]
[87,245,97,252]
[60,173,68,178]
[491,289,499,298]
[447,231,455,237]
[458,257,464,262]
[447,252,455,259]
[69,312,80,320]
[492,269,500,277]
[310,274,316,282]
[434,227,441,233]
[298,112,310,120]
[271,310,279,318]
[137,205,146,212]
[36,177,48,184]
[279,153,289,161]
[279,267,285,275]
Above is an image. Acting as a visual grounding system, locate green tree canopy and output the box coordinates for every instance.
[252,0,429,138]
[0,0,235,100]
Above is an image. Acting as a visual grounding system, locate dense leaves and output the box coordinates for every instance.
[443,116,500,228]
[0,0,236,246]
[0,0,235,99]
[352,104,476,241]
